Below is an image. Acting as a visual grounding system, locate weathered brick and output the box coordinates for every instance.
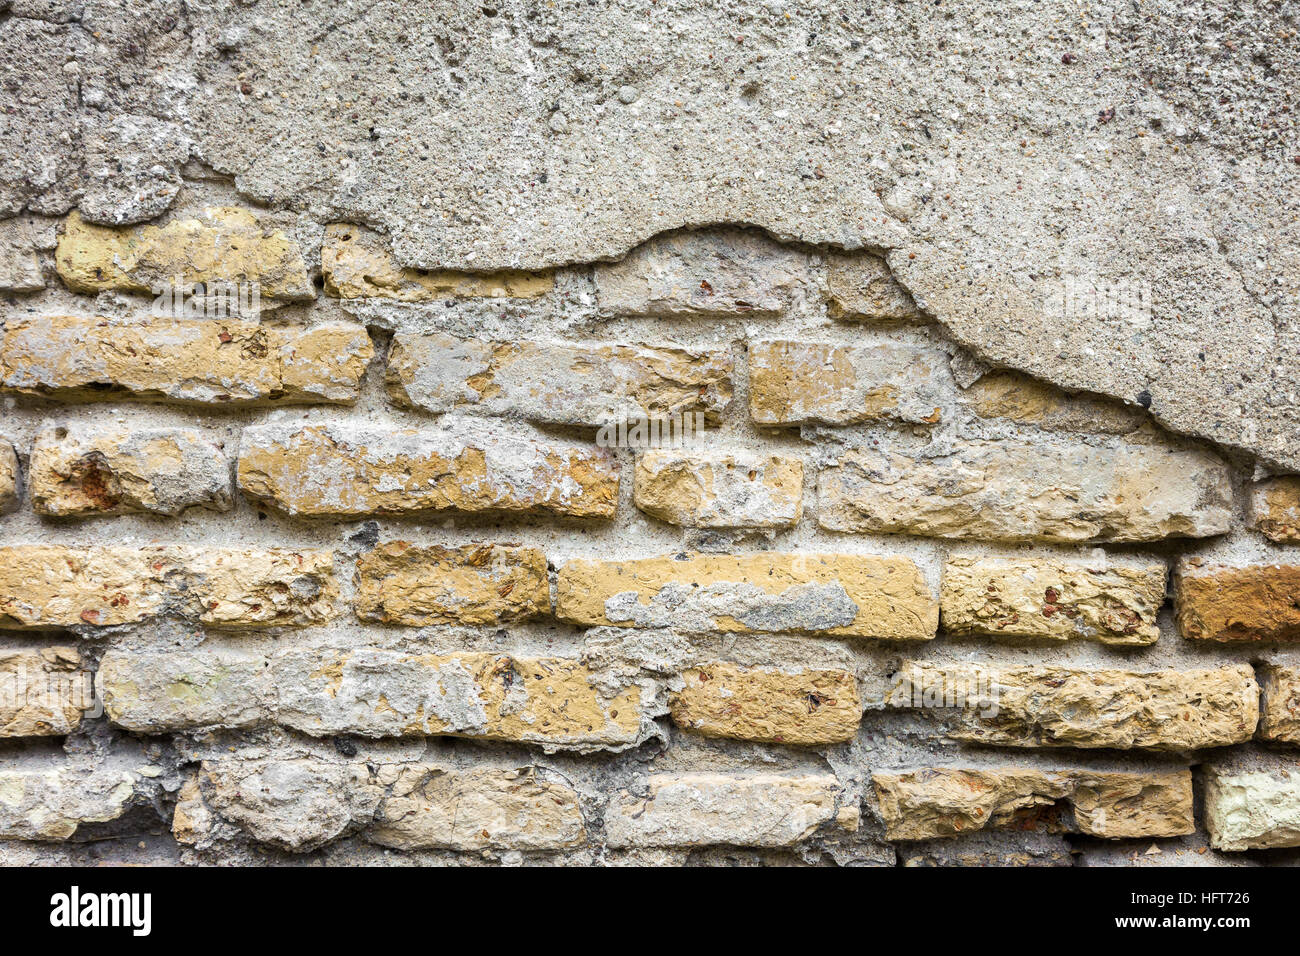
[1175,562,1300,642]
[370,766,586,851]
[200,759,379,852]
[556,552,937,640]
[322,223,552,300]
[354,541,550,627]
[1252,477,1300,543]
[0,316,372,405]
[56,208,312,299]
[889,662,1257,751]
[386,332,733,426]
[272,649,644,748]
[872,767,1194,841]
[99,650,270,733]
[1258,665,1300,744]
[595,229,809,317]
[0,647,85,737]
[604,773,853,848]
[962,371,1145,434]
[819,439,1233,543]
[633,451,802,529]
[0,440,16,514]
[0,767,136,840]
[237,422,618,519]
[670,662,860,745]
[748,340,947,426]
[0,545,337,630]
[1205,766,1300,851]
[824,252,922,321]
[940,557,1166,646]
[30,425,231,517]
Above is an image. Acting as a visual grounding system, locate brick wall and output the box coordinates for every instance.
[0,210,1297,865]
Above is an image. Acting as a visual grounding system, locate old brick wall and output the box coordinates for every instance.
[0,206,1296,867]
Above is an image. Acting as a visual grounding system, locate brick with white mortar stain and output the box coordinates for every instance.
[1205,766,1300,851]
[594,228,809,317]
[962,371,1145,434]
[29,425,231,517]
[0,215,51,293]
[99,650,271,733]
[271,648,645,749]
[0,545,337,630]
[322,223,553,300]
[887,662,1258,751]
[556,551,937,640]
[940,557,1166,646]
[748,340,948,426]
[237,420,618,519]
[824,252,923,320]
[354,541,551,626]
[56,208,313,299]
[0,767,137,840]
[0,316,372,404]
[1175,561,1300,642]
[386,332,733,426]
[0,647,85,737]
[872,767,1195,841]
[604,773,854,848]
[633,450,802,529]
[819,438,1234,543]
[670,662,861,745]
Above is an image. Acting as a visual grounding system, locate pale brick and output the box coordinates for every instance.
[1252,477,1300,543]
[633,451,802,529]
[354,541,550,627]
[670,662,860,745]
[818,438,1233,543]
[940,557,1166,646]
[370,767,586,851]
[0,316,372,405]
[29,425,231,517]
[386,332,733,426]
[237,421,618,519]
[1258,664,1300,744]
[1175,561,1300,642]
[0,767,136,840]
[99,650,270,733]
[200,759,379,852]
[604,773,851,848]
[872,767,1194,841]
[0,441,16,514]
[963,371,1144,434]
[595,229,809,317]
[748,340,947,426]
[322,223,552,300]
[889,662,1258,751]
[0,545,337,630]
[0,215,51,293]
[0,647,85,737]
[55,208,313,299]
[272,648,644,749]
[824,252,922,321]
[556,551,937,640]
[1205,767,1300,851]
